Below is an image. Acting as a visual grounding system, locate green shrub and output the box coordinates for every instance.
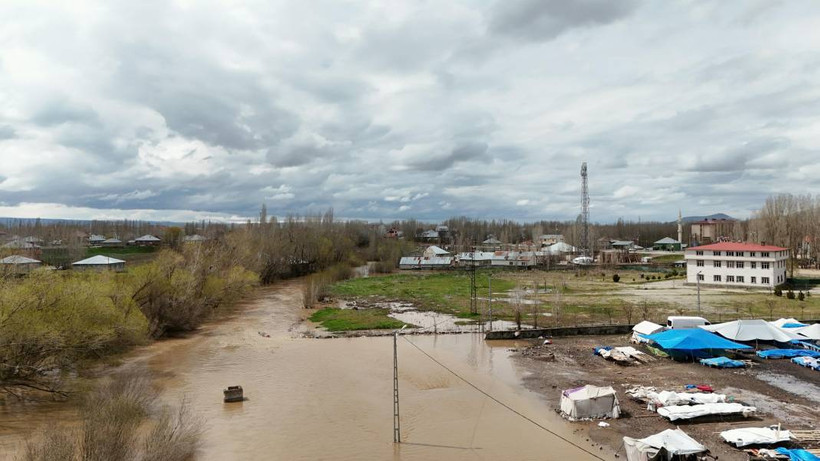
[798,291,805,301]
[787,290,795,300]
[612,274,620,283]
[775,287,783,297]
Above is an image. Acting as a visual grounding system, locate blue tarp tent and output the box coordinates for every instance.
[757,349,820,359]
[641,329,750,359]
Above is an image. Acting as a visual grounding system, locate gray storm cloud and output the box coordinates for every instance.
[0,0,819,222]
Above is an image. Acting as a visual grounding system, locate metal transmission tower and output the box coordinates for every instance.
[580,162,590,257]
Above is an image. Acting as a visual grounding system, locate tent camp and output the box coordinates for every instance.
[559,385,621,421]
[795,323,820,341]
[632,321,664,343]
[641,328,750,359]
[623,428,707,461]
[701,319,800,343]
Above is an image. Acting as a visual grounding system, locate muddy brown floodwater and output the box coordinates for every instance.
[1,280,609,460]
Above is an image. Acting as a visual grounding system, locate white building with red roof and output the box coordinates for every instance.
[685,242,788,288]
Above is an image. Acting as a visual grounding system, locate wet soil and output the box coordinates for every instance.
[512,334,820,461]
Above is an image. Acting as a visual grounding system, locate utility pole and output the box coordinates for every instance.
[697,271,702,315]
[487,274,493,331]
[580,162,590,258]
[393,326,405,443]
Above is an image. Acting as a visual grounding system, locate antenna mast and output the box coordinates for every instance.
[581,162,589,257]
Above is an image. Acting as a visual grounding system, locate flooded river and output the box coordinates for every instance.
[1,280,606,460]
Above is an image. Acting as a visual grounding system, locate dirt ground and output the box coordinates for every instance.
[512,334,820,461]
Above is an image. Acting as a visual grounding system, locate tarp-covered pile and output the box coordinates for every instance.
[701,319,800,343]
[775,447,820,461]
[720,426,792,447]
[560,385,621,421]
[757,349,820,359]
[771,318,808,329]
[700,356,745,368]
[657,402,756,421]
[623,428,707,461]
[595,346,652,364]
[792,356,820,370]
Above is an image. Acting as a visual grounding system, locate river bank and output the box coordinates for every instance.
[1,279,609,460]
[512,334,820,461]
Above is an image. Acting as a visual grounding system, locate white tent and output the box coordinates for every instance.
[546,242,577,255]
[559,385,620,421]
[632,321,665,344]
[700,319,800,343]
[795,323,820,341]
[623,428,707,461]
[770,318,806,328]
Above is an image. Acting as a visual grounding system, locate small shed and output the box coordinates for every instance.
[88,234,106,245]
[72,255,126,271]
[101,238,123,247]
[653,237,682,251]
[560,385,621,421]
[423,245,450,258]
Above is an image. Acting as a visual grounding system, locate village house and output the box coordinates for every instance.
[685,242,788,288]
[134,234,161,246]
[72,255,126,271]
[538,234,564,247]
[0,255,42,274]
[653,237,682,251]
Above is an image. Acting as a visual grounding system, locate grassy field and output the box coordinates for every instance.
[86,246,159,264]
[320,268,820,331]
[330,271,516,315]
[309,307,412,331]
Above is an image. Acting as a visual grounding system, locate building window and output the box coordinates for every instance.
[714,251,721,256]
[737,276,744,283]
[696,251,703,256]
[736,261,744,269]
[762,252,769,257]
[726,261,735,268]
[726,251,734,256]
[727,275,735,282]
[713,275,721,282]
[713,261,721,267]
[751,276,756,284]
[696,260,704,266]
[751,262,756,269]
[762,277,770,284]
[738,252,745,257]
[762,262,770,269]
[697,273,704,281]
[750,252,756,257]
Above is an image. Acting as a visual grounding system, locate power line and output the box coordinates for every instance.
[401,336,607,461]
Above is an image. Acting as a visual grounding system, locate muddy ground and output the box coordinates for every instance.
[512,334,820,461]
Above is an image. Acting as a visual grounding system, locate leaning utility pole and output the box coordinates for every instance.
[487,274,493,331]
[469,244,477,315]
[581,162,590,258]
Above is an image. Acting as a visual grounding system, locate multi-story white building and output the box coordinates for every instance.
[685,242,788,288]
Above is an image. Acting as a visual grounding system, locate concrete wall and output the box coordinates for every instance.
[485,324,634,340]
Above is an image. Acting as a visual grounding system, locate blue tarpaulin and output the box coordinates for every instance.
[782,322,808,328]
[756,349,820,359]
[775,447,820,461]
[641,328,751,351]
[699,356,745,368]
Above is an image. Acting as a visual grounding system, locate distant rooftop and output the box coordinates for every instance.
[687,242,787,252]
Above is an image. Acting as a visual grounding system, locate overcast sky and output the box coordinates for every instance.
[1,1,819,223]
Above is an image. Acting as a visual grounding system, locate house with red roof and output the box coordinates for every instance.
[684,242,788,288]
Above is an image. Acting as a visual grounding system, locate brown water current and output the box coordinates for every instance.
[1,280,608,460]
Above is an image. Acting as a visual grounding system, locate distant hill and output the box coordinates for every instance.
[681,213,735,223]
[0,217,185,227]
